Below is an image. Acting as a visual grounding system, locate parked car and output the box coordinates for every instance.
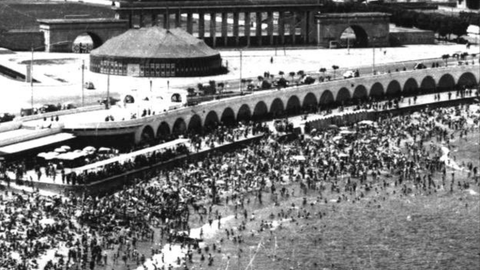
[39,104,60,113]
[84,81,95,90]
[62,102,76,110]
[343,70,356,79]
[0,113,15,123]
[99,97,120,106]
[413,62,427,70]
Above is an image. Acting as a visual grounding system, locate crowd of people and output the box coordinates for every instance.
[0,97,478,269]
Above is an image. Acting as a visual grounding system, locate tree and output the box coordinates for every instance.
[289,71,296,85]
[441,54,450,67]
[332,65,339,80]
[319,68,326,76]
[279,71,285,77]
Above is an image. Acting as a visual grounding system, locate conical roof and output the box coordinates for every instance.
[91,27,219,59]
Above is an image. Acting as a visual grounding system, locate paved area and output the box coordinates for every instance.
[3,89,476,189]
[0,43,478,114]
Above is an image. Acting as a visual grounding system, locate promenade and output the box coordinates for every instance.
[1,88,477,195]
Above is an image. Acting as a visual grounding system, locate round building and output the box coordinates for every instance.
[89,27,223,77]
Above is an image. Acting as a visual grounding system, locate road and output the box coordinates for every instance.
[0,43,478,114]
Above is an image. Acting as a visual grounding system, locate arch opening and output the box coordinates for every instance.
[204,111,219,130]
[353,85,368,103]
[172,118,187,135]
[420,76,436,93]
[140,125,155,146]
[319,90,334,106]
[302,93,318,112]
[72,32,102,53]
[253,101,268,121]
[188,114,202,133]
[457,72,477,89]
[336,87,351,105]
[157,122,170,141]
[437,74,455,92]
[403,78,419,97]
[386,80,401,98]
[221,108,235,126]
[237,104,251,122]
[339,25,369,48]
[270,98,285,118]
[286,96,301,115]
[370,83,384,99]
[467,0,479,9]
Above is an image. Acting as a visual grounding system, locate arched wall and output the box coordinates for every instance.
[128,66,479,144]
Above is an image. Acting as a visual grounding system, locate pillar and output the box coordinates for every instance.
[290,11,296,45]
[175,11,181,28]
[244,12,251,46]
[139,12,144,28]
[256,12,262,46]
[267,11,274,45]
[222,12,228,46]
[233,12,239,46]
[187,13,193,34]
[199,12,205,39]
[308,10,317,45]
[278,11,285,45]
[151,13,158,26]
[301,11,308,44]
[128,12,133,28]
[210,12,217,47]
[163,10,170,29]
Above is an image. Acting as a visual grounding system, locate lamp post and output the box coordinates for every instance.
[29,40,76,111]
[30,47,34,110]
[239,48,243,93]
[371,37,376,76]
[81,60,85,107]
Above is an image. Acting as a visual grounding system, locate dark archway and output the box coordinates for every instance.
[338,25,369,48]
[370,82,384,99]
[253,101,268,120]
[188,114,202,132]
[467,0,479,9]
[140,125,155,146]
[221,107,235,126]
[157,122,170,140]
[386,80,401,97]
[437,74,455,92]
[72,32,102,53]
[302,92,318,111]
[352,85,368,102]
[270,98,284,117]
[403,78,419,97]
[204,111,219,129]
[420,76,436,93]
[237,104,251,122]
[336,87,351,104]
[319,90,334,106]
[172,118,187,135]
[286,95,301,114]
[457,72,477,88]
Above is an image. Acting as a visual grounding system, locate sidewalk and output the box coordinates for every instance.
[2,89,477,193]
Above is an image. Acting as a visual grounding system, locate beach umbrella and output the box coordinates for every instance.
[83,146,96,152]
[98,147,111,153]
[328,124,339,130]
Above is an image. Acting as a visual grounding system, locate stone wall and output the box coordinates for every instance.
[389,30,435,45]
[0,31,44,51]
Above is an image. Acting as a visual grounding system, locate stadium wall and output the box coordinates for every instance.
[0,31,44,51]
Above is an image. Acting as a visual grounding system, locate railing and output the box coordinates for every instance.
[18,105,104,123]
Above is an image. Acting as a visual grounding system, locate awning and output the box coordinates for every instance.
[0,133,76,155]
